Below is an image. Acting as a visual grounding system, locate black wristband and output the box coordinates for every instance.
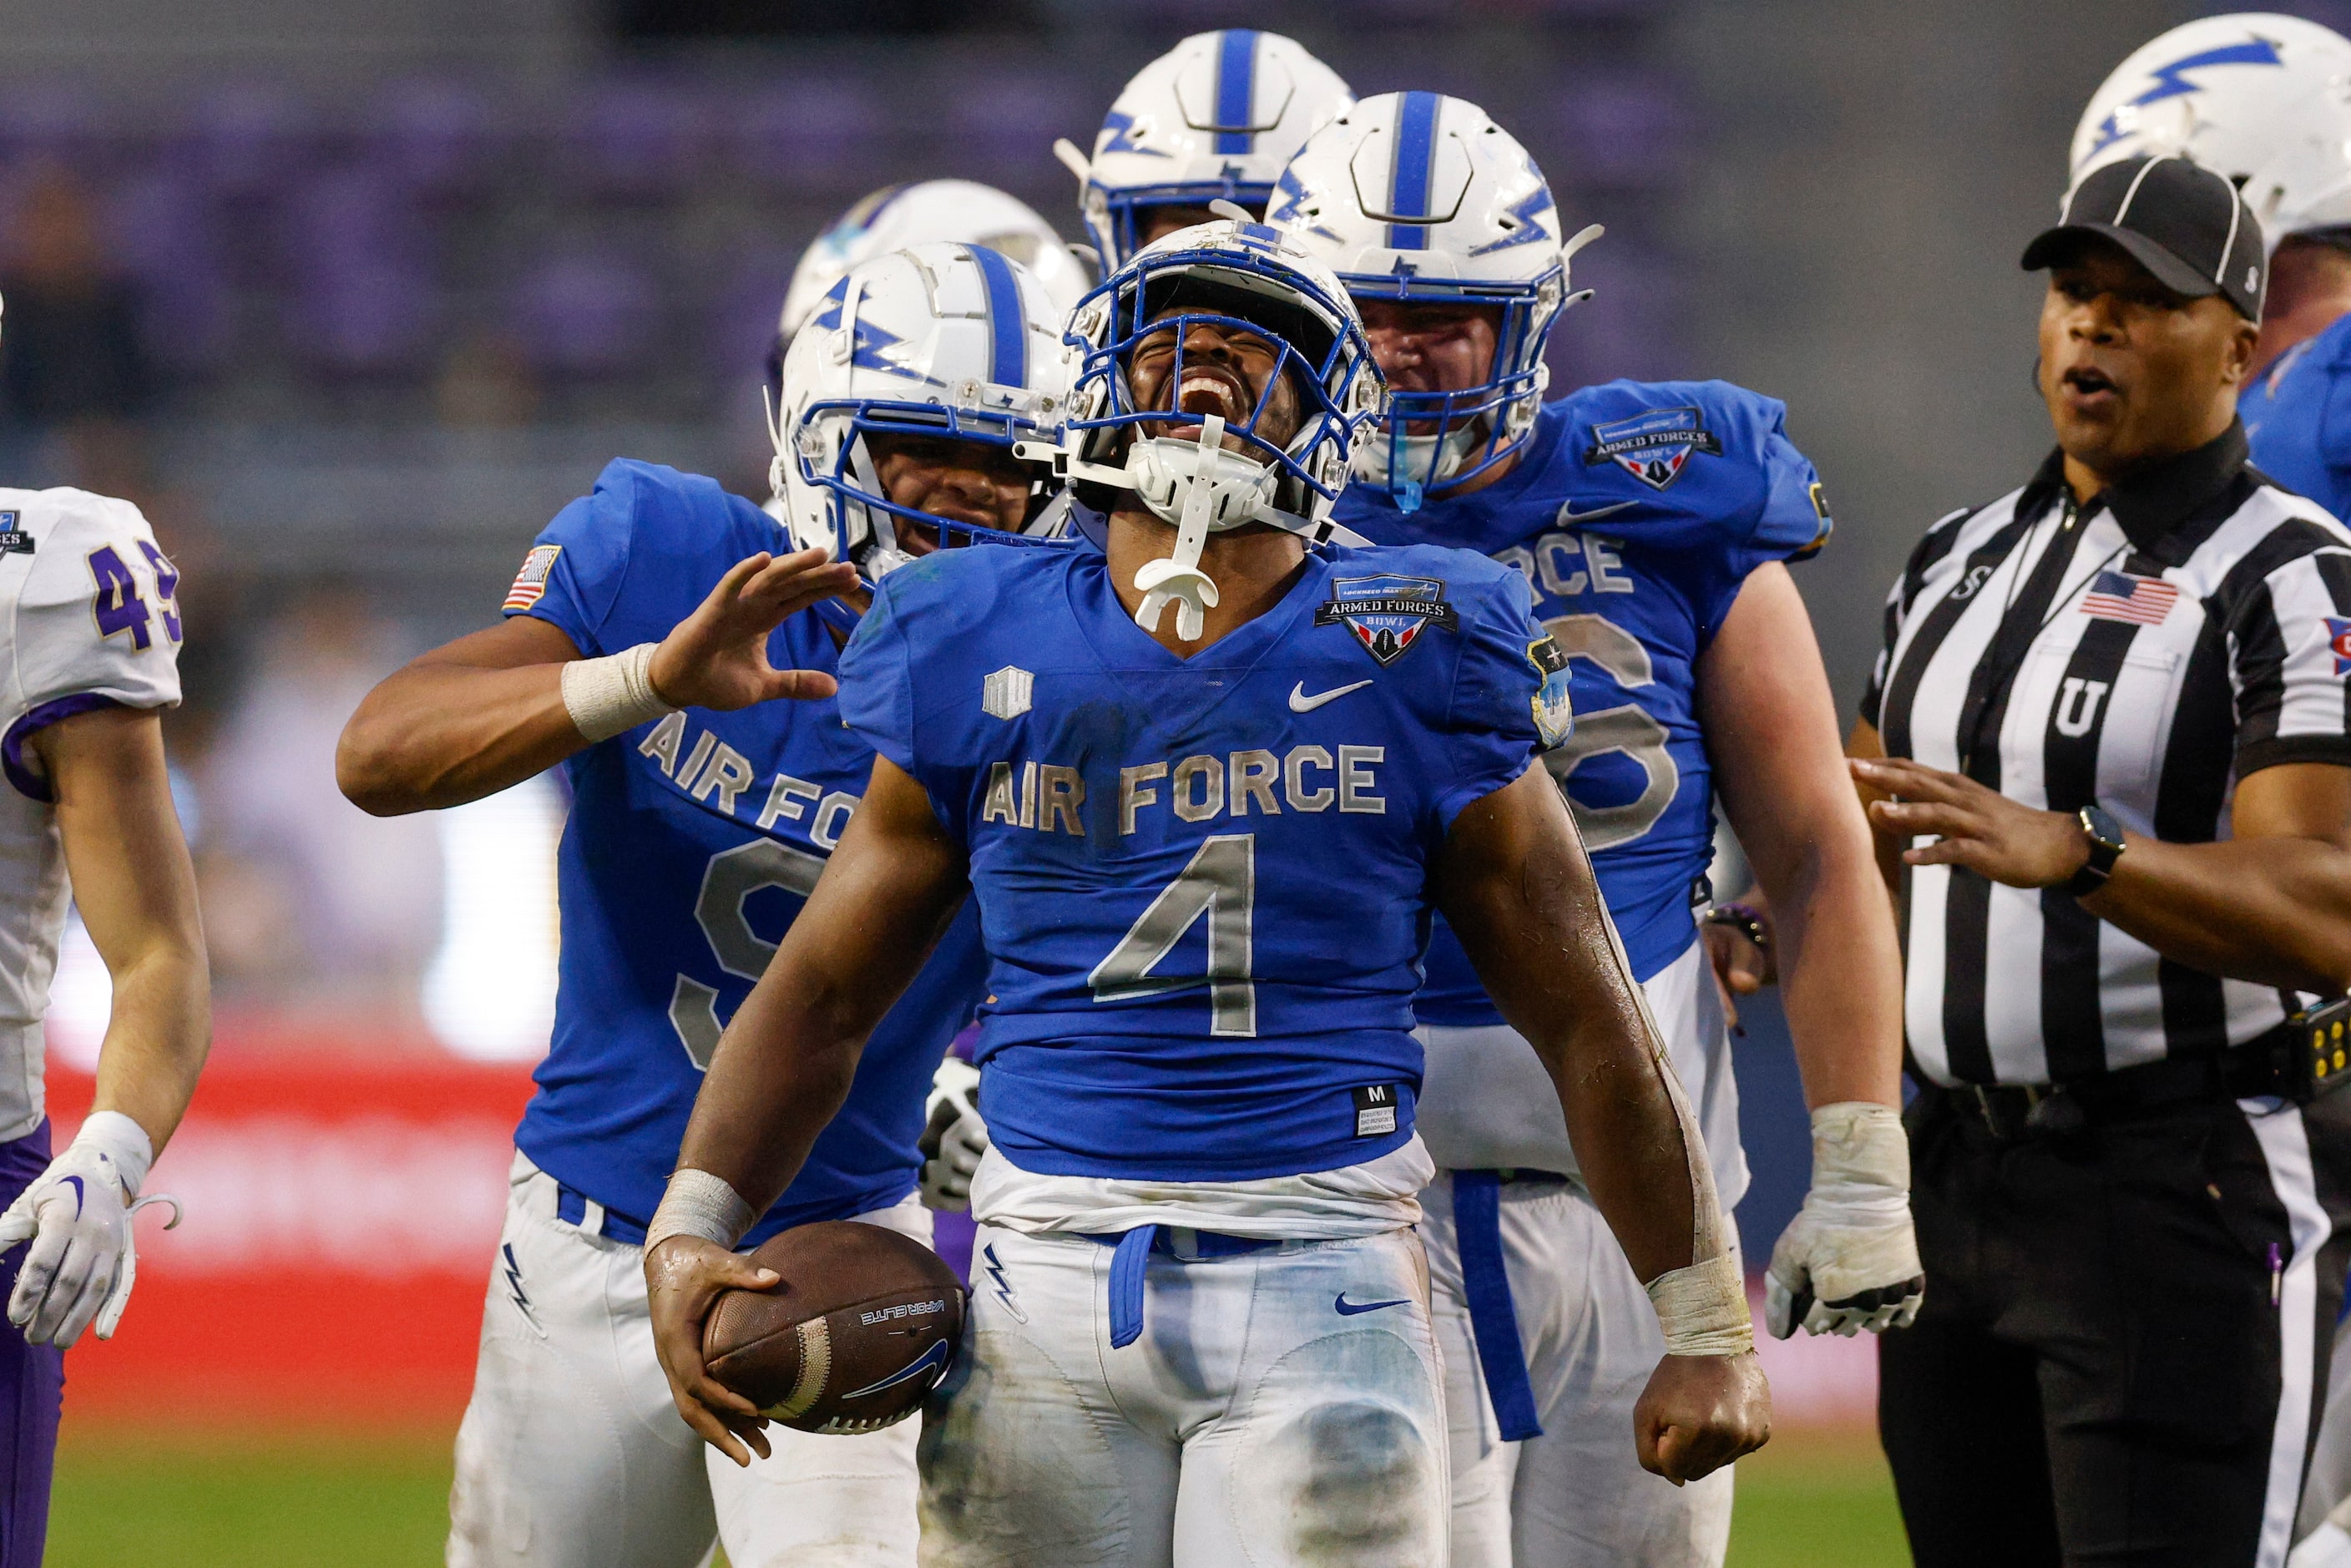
[2065,804,2126,898]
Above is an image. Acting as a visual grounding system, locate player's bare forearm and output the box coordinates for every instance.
[1701,565,1901,1108]
[337,616,587,815]
[675,756,971,1210]
[1434,767,1705,1282]
[34,707,209,1153]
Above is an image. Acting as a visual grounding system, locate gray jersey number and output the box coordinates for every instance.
[1539,613,1678,852]
[669,838,828,1070]
[1088,833,1256,1037]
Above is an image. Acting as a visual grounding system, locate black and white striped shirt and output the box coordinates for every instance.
[1863,424,2351,1086]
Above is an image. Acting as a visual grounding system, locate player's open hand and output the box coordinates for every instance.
[1633,1351,1771,1485]
[644,1234,783,1466]
[648,548,860,712]
[1851,756,2093,891]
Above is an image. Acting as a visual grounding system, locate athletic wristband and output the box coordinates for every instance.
[71,1110,154,1199]
[645,1168,756,1252]
[1810,1101,1908,1198]
[561,642,675,744]
[1645,1252,1755,1358]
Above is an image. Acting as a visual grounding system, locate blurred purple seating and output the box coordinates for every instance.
[0,82,110,175]
[102,170,234,372]
[367,78,502,202]
[1555,78,1691,189]
[511,251,660,377]
[731,78,889,194]
[286,257,437,378]
[709,247,796,382]
[284,168,425,272]
[183,83,321,201]
[1549,243,1680,385]
[564,78,708,203]
[944,73,1074,179]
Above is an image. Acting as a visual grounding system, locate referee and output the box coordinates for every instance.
[1855,154,2351,1565]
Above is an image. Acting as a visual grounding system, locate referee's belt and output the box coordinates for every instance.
[1937,1029,2318,1141]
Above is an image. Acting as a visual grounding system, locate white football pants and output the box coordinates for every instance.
[919,1222,1450,1568]
[1418,944,1739,1568]
[447,1153,928,1568]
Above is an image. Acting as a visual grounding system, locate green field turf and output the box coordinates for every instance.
[46,1421,1909,1565]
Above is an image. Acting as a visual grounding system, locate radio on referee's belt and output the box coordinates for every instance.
[2286,996,2351,1102]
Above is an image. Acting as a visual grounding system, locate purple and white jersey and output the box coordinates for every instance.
[0,489,182,1141]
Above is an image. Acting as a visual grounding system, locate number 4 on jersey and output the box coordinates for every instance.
[87,544,184,651]
[1089,833,1256,1037]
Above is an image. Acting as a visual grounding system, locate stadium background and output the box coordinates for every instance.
[0,0,2286,1560]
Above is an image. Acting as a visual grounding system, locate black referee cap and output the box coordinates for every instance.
[2022,154,2267,321]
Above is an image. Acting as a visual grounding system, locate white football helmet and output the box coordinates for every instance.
[775,180,1090,353]
[1272,92,1600,509]
[1054,31,1353,273]
[776,242,1074,628]
[2070,14,2351,247]
[1031,216,1384,641]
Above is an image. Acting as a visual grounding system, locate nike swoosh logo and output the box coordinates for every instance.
[59,1176,82,1220]
[1289,680,1373,714]
[1557,500,1637,526]
[1334,1292,1410,1317]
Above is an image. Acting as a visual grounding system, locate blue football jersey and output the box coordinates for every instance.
[837,539,1560,1184]
[2246,311,2351,523]
[1333,382,1830,1018]
[507,458,988,1242]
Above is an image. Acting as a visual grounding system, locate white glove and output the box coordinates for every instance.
[918,1057,988,1212]
[1766,1101,1924,1339]
[2291,1521,2351,1568]
[0,1111,181,1347]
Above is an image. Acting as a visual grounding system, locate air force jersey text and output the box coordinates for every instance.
[508,459,986,1241]
[837,540,1563,1184]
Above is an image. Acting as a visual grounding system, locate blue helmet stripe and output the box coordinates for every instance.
[1214,30,1258,155]
[1387,91,1440,250]
[969,245,1027,389]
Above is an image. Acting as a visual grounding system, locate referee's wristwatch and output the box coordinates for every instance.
[2065,804,2126,898]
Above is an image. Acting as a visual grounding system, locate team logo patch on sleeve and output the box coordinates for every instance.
[1582,407,1722,490]
[2328,616,2351,675]
[503,545,562,612]
[1314,574,1459,666]
[1527,634,1574,748]
[0,512,29,555]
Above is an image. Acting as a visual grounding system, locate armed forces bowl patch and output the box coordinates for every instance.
[1583,406,1722,491]
[0,511,28,556]
[1315,574,1459,666]
[503,544,562,613]
[1528,633,1574,748]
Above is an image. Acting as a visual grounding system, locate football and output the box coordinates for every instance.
[701,1221,965,1435]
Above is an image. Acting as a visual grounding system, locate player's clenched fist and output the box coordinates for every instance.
[646,547,860,713]
[1633,1351,1772,1485]
[644,1233,784,1466]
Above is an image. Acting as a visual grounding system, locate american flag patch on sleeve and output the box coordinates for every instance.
[2079,569,2179,626]
[503,545,562,613]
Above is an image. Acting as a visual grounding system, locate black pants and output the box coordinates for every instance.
[1879,1086,2351,1567]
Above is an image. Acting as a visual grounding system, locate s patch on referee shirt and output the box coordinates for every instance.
[503,544,562,613]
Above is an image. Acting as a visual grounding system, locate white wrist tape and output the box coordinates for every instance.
[1646,1252,1755,1357]
[1810,1101,1909,1200]
[645,1168,756,1252]
[561,642,675,744]
[72,1111,153,1199]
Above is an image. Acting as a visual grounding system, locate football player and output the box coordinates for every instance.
[337,244,1070,1568]
[1052,30,1352,274]
[1273,94,1914,1566]
[640,219,1770,1568]
[0,458,209,1560]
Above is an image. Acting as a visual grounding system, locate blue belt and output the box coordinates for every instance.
[555,1183,650,1246]
[1087,1225,1279,1348]
[1452,1171,1545,1442]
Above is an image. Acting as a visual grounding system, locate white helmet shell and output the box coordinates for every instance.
[1063,31,1353,271]
[778,180,1090,343]
[1272,92,1589,506]
[2070,14,2351,246]
[776,242,1074,602]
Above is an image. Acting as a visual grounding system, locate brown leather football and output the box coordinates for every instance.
[701,1220,964,1434]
